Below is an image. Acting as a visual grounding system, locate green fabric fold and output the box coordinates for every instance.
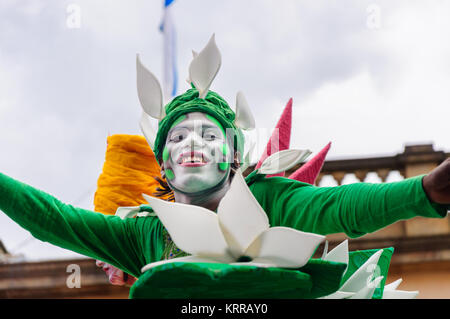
[129,259,347,299]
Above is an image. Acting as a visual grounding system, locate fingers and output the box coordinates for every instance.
[99,262,127,286]
[96,261,135,286]
[108,268,126,286]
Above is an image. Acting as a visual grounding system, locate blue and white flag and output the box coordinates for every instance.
[160,0,178,100]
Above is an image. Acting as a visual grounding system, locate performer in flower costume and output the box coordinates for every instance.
[0,35,449,299]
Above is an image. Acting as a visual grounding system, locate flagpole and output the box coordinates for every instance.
[160,0,178,103]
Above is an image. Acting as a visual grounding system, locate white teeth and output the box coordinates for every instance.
[181,155,205,163]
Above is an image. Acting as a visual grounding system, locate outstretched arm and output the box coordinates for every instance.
[0,172,163,278]
[250,172,448,238]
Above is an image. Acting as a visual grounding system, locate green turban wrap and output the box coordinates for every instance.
[153,88,245,164]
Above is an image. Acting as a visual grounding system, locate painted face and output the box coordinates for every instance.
[162,112,233,193]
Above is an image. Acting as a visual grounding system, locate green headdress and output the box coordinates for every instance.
[136,34,255,164]
[153,88,245,163]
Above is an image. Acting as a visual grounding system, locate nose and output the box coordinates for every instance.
[186,131,204,152]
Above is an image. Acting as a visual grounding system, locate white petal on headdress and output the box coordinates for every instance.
[217,169,270,258]
[234,91,255,130]
[259,149,311,175]
[185,50,200,84]
[136,54,165,120]
[188,34,222,99]
[245,226,324,268]
[139,111,157,150]
[142,194,229,258]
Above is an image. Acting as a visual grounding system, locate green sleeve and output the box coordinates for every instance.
[0,172,165,278]
[249,174,448,238]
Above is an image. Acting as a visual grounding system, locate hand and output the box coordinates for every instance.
[96,260,137,286]
[422,158,450,204]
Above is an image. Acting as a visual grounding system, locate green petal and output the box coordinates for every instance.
[129,259,346,299]
[343,247,394,299]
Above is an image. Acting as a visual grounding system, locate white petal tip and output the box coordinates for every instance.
[189,34,222,100]
[259,149,312,175]
[235,91,255,130]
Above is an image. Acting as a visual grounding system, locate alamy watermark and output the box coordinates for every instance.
[66,264,81,288]
[367,264,382,288]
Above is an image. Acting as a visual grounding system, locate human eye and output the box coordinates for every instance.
[169,129,187,142]
[203,132,216,141]
[203,128,221,141]
[171,134,184,142]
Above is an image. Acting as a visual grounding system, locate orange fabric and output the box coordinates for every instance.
[94,134,167,215]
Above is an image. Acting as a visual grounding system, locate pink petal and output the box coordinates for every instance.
[288,141,331,184]
[256,98,292,177]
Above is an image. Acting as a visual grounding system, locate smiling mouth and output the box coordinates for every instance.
[177,151,209,167]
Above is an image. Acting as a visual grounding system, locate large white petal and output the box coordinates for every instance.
[142,194,229,258]
[244,227,325,268]
[323,240,349,274]
[141,255,233,273]
[323,240,348,264]
[217,169,269,258]
[259,149,311,175]
[340,249,383,293]
[139,111,157,150]
[136,54,165,120]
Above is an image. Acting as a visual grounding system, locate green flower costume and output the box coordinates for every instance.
[0,167,446,297]
[0,35,448,298]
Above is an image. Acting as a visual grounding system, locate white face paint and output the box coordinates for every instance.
[163,112,233,193]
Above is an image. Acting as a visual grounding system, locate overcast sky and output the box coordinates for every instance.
[0,1,449,261]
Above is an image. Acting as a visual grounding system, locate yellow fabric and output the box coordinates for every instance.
[94,134,168,215]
